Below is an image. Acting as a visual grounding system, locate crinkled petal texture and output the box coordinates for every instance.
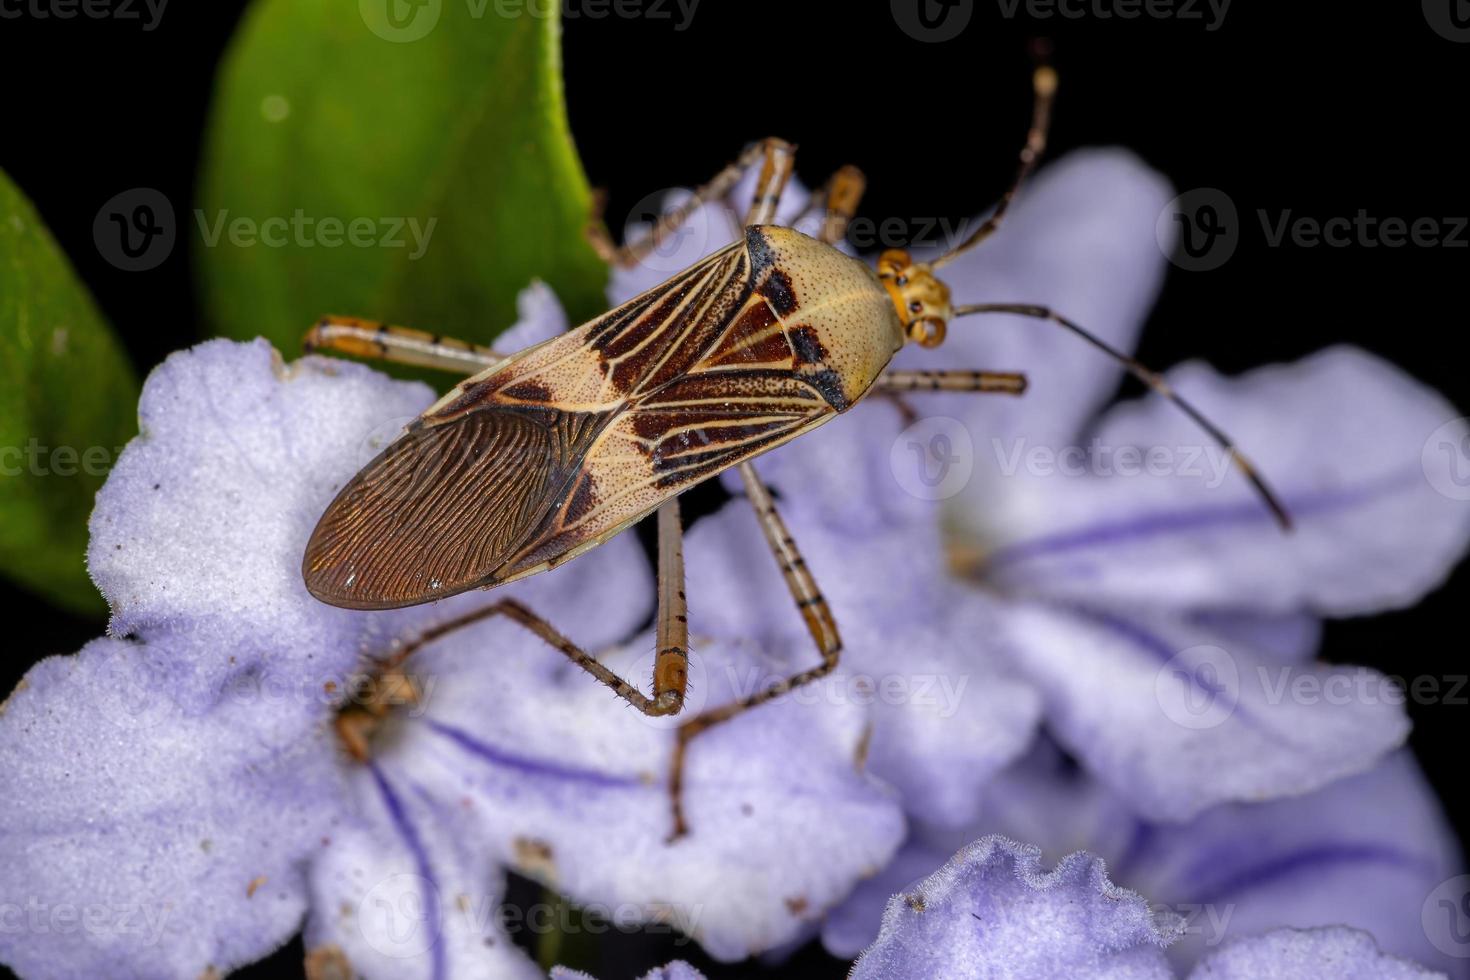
[981,347,1470,617]
[0,637,345,980]
[1124,752,1465,977]
[87,337,653,714]
[849,836,1181,980]
[1187,927,1445,980]
[981,598,1410,820]
[833,745,1463,977]
[369,615,905,962]
[551,961,707,980]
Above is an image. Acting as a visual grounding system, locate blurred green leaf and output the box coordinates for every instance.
[0,171,139,615]
[197,0,607,360]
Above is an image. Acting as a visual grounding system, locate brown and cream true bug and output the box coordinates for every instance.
[301,60,1290,840]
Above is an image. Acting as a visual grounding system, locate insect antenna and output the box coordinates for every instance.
[951,302,1294,531]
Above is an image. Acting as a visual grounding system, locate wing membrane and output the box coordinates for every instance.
[303,408,557,609]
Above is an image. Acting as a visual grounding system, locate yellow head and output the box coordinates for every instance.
[876,249,954,348]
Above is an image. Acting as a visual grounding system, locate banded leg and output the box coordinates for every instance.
[667,461,842,841]
[813,164,867,245]
[376,596,684,717]
[876,369,1029,395]
[304,315,501,374]
[354,500,690,729]
[587,137,796,268]
[741,138,796,226]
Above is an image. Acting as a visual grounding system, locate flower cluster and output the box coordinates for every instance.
[3,149,1467,979]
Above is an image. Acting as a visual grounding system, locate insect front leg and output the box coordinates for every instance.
[875,369,1029,394]
[666,462,842,842]
[587,137,796,268]
[303,315,502,375]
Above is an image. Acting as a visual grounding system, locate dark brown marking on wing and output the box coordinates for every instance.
[600,247,752,395]
[502,380,552,402]
[561,471,600,526]
[701,301,793,368]
[789,325,827,365]
[745,226,798,316]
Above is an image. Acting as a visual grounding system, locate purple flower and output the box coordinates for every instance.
[0,328,904,978]
[551,963,705,980]
[619,148,1470,826]
[846,835,1446,979]
[825,744,1465,976]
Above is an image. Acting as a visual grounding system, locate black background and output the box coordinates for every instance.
[1,2,1466,977]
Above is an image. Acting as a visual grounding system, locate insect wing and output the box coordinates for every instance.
[302,407,558,609]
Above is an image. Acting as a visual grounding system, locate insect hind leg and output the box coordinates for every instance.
[303,315,502,375]
[383,593,685,718]
[665,462,841,843]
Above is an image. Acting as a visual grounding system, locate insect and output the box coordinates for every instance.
[301,59,1289,841]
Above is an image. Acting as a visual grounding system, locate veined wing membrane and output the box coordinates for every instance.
[303,408,562,609]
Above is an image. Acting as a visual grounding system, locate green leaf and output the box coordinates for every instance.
[196,0,607,360]
[0,171,139,615]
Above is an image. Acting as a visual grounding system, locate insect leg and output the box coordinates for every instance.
[653,498,691,716]
[666,461,841,841]
[813,165,867,245]
[741,140,797,226]
[875,369,1029,394]
[379,596,682,716]
[303,315,501,374]
[588,137,796,268]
